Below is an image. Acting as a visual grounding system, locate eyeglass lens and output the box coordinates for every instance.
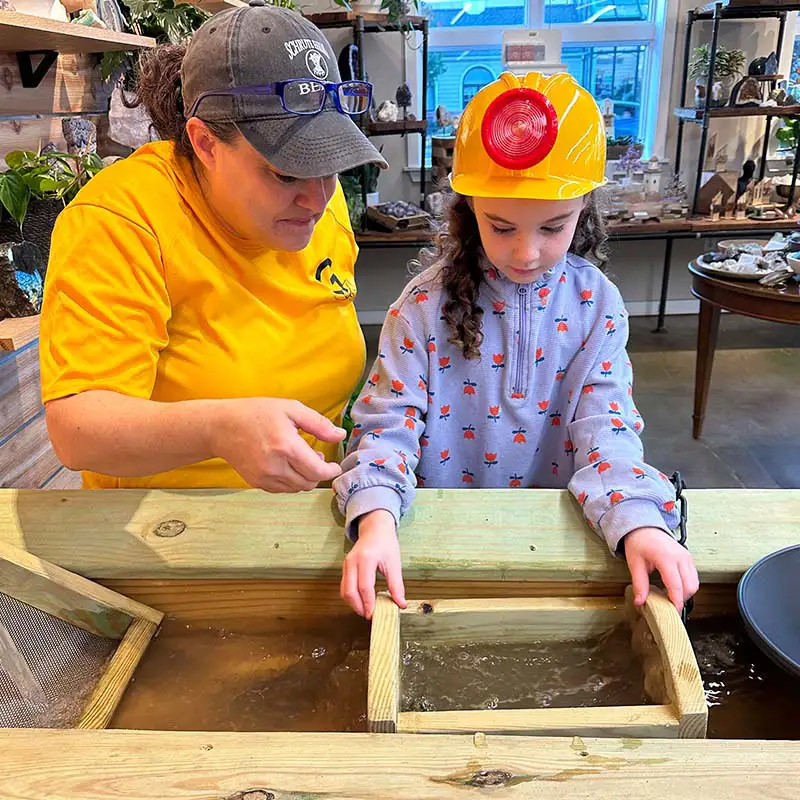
[282,80,370,115]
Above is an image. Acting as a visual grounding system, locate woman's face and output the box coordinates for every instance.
[188,121,337,251]
[470,195,585,283]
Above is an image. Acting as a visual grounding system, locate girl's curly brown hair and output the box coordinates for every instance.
[418,191,608,360]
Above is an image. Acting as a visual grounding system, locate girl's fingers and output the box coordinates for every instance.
[341,557,365,617]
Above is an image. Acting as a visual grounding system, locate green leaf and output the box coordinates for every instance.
[4,150,36,170]
[0,171,30,230]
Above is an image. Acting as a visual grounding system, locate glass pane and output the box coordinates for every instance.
[424,43,647,165]
[562,44,647,140]
[790,35,800,95]
[420,0,525,29]
[545,0,650,24]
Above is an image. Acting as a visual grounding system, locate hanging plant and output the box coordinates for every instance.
[331,0,420,24]
[99,0,211,85]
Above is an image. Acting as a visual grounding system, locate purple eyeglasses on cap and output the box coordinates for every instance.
[186,79,373,120]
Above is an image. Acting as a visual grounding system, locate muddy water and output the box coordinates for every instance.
[111,614,799,739]
[111,617,369,732]
[402,624,646,712]
[688,617,800,740]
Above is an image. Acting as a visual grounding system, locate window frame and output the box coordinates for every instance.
[405,0,671,171]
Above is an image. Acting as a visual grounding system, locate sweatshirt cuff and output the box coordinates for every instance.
[344,486,402,542]
[598,499,672,556]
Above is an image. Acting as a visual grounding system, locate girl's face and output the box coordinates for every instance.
[188,121,337,251]
[470,195,585,284]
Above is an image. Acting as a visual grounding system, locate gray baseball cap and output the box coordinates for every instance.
[181,0,388,178]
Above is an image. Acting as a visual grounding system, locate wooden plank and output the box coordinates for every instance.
[397,704,679,738]
[368,593,400,733]
[0,11,155,53]
[0,340,41,443]
[0,410,62,488]
[4,729,800,798]
[0,53,108,117]
[41,466,82,489]
[0,488,797,581]
[399,597,624,644]
[77,617,160,729]
[97,578,737,630]
[0,113,112,157]
[0,538,162,638]
[629,587,708,739]
[186,0,246,11]
[0,315,39,352]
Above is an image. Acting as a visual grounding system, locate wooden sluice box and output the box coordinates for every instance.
[368,589,708,738]
[1,488,799,799]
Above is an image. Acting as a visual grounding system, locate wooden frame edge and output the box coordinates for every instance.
[397,704,680,737]
[77,617,161,729]
[628,586,708,739]
[0,539,162,638]
[367,593,400,733]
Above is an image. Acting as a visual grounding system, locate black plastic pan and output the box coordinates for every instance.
[737,544,800,679]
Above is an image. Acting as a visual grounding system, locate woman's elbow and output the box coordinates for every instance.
[45,398,87,471]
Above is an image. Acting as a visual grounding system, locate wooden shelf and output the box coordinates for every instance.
[0,10,155,53]
[367,120,427,136]
[0,315,39,353]
[305,10,426,29]
[186,0,246,13]
[674,104,800,121]
[356,229,435,246]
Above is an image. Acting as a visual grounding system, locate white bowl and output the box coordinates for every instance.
[786,253,800,275]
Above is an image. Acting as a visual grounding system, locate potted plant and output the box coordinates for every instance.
[689,44,746,107]
[0,148,104,270]
[331,0,419,23]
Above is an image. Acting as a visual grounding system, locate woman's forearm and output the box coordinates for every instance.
[45,390,223,477]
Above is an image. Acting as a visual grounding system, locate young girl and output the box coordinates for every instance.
[333,72,699,619]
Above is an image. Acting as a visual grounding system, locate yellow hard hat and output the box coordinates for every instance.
[450,71,607,201]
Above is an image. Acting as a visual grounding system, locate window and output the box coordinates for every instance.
[413,0,666,168]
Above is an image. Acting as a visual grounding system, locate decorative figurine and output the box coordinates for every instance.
[765,51,779,76]
[436,104,453,131]
[694,81,707,108]
[62,117,97,155]
[338,43,362,82]
[748,55,767,76]
[709,191,723,222]
[376,100,398,123]
[736,159,756,199]
[729,76,763,106]
[395,83,412,120]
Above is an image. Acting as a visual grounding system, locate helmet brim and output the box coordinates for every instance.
[450,173,607,201]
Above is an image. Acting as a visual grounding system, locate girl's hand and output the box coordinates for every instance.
[624,527,700,612]
[341,510,407,620]
[212,398,345,492]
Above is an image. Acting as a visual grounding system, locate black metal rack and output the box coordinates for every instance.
[674,1,800,215]
[308,11,429,233]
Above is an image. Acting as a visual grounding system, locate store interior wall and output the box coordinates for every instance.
[307,0,797,322]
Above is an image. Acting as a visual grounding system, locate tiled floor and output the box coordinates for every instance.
[362,314,800,490]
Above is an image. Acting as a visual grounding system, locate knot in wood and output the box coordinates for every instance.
[421,602,434,614]
[224,791,274,800]
[466,770,513,787]
[153,519,186,538]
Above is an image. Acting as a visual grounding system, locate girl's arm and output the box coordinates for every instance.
[566,296,698,610]
[333,307,429,540]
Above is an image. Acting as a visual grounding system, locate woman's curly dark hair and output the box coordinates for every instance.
[417,191,608,360]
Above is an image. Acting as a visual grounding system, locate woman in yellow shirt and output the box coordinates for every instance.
[40,2,386,491]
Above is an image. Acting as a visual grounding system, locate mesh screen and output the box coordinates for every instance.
[0,592,116,727]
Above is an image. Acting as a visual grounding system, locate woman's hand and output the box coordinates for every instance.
[624,527,700,612]
[213,398,345,492]
[341,509,407,620]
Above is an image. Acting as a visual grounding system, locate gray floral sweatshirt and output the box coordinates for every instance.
[333,253,679,553]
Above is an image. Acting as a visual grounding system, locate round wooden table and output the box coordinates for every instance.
[688,262,800,439]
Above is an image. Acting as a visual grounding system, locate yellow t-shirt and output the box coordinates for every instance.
[40,140,365,489]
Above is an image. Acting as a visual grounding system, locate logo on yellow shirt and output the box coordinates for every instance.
[315,258,354,300]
